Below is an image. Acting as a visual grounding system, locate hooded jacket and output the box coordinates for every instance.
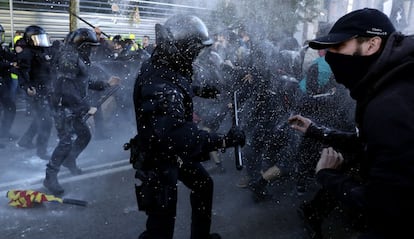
[316,32,414,237]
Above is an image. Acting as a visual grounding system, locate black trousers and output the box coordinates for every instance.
[47,111,91,174]
[0,86,16,136]
[19,95,53,155]
[139,161,214,239]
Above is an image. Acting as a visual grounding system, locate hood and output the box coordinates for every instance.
[351,32,414,101]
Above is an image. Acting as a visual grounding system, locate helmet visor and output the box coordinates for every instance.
[31,33,51,47]
[78,41,100,49]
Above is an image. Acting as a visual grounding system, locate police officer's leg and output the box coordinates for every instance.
[44,114,72,195]
[0,98,16,137]
[93,107,110,139]
[0,88,17,139]
[17,98,37,148]
[62,117,91,174]
[179,162,214,239]
[140,164,178,239]
[35,97,53,159]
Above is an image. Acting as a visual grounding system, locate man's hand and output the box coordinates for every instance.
[108,76,120,86]
[94,27,102,35]
[27,87,36,96]
[288,114,312,133]
[224,126,246,148]
[316,147,344,173]
[242,73,253,84]
[88,107,98,115]
[223,60,234,68]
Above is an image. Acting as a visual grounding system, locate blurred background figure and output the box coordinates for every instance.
[142,35,155,55]
[0,24,20,143]
[16,25,54,160]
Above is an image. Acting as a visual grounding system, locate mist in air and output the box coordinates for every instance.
[0,0,412,238]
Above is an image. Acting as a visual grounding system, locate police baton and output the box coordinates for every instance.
[69,11,110,38]
[233,91,243,170]
[82,85,120,123]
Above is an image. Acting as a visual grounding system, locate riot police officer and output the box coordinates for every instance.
[16,25,54,159]
[131,15,246,239]
[43,28,119,195]
[0,24,19,143]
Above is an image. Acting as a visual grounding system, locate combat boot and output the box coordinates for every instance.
[248,176,270,201]
[43,172,64,195]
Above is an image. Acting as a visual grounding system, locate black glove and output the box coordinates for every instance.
[193,85,220,99]
[224,126,246,148]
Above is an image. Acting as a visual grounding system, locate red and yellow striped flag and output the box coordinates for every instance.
[7,190,63,208]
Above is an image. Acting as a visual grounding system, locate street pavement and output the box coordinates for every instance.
[0,102,357,239]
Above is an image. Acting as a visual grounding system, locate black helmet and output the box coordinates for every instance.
[164,15,213,46]
[65,28,99,49]
[0,24,4,44]
[157,15,213,62]
[64,28,99,64]
[24,25,51,47]
[112,34,122,44]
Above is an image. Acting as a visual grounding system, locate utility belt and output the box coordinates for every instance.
[124,134,179,171]
[124,135,143,170]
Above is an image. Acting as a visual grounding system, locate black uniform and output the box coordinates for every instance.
[131,15,245,239]
[17,40,53,158]
[43,28,110,195]
[0,44,19,140]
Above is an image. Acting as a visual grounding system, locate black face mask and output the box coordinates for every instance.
[325,51,380,90]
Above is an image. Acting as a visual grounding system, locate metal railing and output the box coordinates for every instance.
[0,0,212,43]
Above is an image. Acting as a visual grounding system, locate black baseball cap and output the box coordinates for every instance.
[309,8,396,50]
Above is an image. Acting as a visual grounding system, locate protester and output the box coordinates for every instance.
[130,14,245,239]
[289,114,361,238]
[294,46,355,195]
[291,8,414,238]
[141,35,155,55]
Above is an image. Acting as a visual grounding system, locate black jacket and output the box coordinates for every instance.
[17,46,53,96]
[0,47,15,76]
[52,46,109,116]
[133,58,223,165]
[316,32,414,236]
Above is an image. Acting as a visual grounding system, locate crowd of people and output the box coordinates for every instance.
[1,7,413,239]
